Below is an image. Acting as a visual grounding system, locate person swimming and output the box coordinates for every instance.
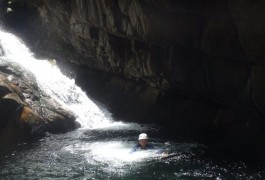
[131,133,155,152]
[131,133,169,159]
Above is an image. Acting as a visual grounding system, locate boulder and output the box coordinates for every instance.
[0,59,79,154]
[3,0,265,163]
[0,74,14,97]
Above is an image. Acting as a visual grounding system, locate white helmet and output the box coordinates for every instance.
[138,133,148,140]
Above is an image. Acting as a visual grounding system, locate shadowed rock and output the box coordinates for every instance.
[3,0,265,165]
[0,59,79,154]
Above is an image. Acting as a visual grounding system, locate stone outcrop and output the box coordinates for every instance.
[2,0,265,163]
[0,59,79,154]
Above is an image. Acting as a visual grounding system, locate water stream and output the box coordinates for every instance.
[0,30,263,179]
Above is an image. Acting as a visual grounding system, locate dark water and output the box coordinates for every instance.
[0,124,263,180]
[0,28,264,180]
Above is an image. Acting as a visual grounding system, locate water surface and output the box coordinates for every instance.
[0,29,263,179]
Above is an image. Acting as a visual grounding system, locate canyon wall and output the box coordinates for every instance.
[2,0,265,162]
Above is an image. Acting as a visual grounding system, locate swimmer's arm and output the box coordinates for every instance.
[155,148,169,159]
[160,152,169,159]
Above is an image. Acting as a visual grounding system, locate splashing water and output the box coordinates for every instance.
[0,29,153,164]
[0,30,263,179]
[0,30,114,128]
[0,29,152,163]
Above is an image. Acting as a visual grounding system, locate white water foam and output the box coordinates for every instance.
[0,30,114,128]
[64,141,160,165]
[0,30,153,164]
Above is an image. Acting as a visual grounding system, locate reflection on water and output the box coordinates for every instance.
[0,29,264,179]
[0,124,264,179]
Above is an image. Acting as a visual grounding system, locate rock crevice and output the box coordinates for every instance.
[2,0,265,162]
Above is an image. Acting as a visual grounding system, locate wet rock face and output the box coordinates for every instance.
[22,1,262,120]
[3,0,265,155]
[0,59,79,153]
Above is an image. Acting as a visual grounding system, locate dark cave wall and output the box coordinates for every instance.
[2,0,265,145]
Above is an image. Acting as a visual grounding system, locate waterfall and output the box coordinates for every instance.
[0,30,258,180]
[0,29,154,164]
[0,30,113,128]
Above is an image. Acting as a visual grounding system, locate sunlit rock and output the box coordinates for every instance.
[3,92,25,105]
[20,106,42,124]
[0,74,14,97]
[3,0,265,164]
[10,83,25,101]
[0,58,79,154]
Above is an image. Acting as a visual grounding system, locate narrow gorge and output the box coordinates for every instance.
[0,0,265,178]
